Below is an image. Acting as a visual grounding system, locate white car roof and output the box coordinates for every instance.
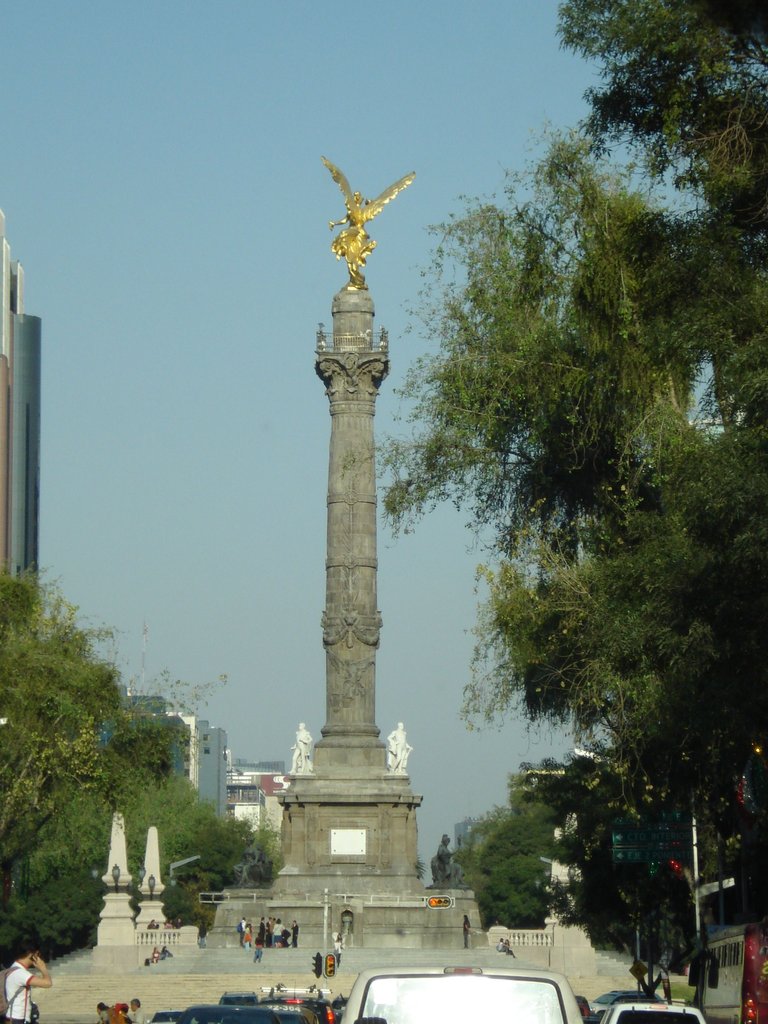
[345,964,585,1024]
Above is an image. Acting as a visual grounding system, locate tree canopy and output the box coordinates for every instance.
[0,574,173,878]
[383,0,768,924]
[559,0,768,233]
[456,776,557,929]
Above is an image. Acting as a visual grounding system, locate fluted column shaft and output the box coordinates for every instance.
[314,288,388,762]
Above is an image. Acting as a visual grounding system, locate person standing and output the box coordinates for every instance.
[463,915,471,949]
[4,949,52,1024]
[291,920,299,948]
[333,931,343,967]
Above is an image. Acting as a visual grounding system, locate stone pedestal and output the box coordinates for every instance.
[93,891,141,969]
[211,890,479,951]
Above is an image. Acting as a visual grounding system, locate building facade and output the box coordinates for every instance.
[227,758,287,831]
[196,719,228,814]
[0,211,41,574]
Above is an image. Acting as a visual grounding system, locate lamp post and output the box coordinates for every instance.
[111,864,120,892]
[148,874,156,899]
[168,855,201,886]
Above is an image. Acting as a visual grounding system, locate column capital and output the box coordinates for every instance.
[315,350,389,398]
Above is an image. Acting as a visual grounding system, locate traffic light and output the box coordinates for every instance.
[426,895,453,908]
[324,952,336,978]
[312,952,322,978]
[668,858,684,878]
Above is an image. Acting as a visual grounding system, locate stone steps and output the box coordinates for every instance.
[594,949,634,975]
[33,944,638,1023]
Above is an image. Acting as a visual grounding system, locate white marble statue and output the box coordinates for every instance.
[387,721,413,774]
[290,722,314,775]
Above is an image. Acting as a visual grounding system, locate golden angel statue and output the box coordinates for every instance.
[322,156,415,289]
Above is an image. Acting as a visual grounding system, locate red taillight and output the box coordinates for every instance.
[743,996,758,1022]
[323,1008,334,1024]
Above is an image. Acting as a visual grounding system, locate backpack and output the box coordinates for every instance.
[0,965,25,1017]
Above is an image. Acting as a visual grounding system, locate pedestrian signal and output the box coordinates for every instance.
[312,952,322,978]
[426,895,454,908]
[324,952,337,978]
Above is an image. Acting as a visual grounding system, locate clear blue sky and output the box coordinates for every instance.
[2,1,597,864]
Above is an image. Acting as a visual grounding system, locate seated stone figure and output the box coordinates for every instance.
[429,833,469,889]
[232,845,273,887]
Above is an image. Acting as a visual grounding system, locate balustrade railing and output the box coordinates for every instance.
[316,326,388,352]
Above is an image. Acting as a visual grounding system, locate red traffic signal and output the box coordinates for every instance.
[426,895,454,908]
[324,952,337,978]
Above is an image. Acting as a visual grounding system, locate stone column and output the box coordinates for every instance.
[314,286,389,770]
[93,812,137,966]
[134,825,166,928]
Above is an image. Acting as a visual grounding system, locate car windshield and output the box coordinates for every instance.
[612,1015,698,1023]
[360,974,567,1024]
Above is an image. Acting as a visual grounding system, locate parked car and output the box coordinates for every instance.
[219,995,260,1007]
[343,964,585,1024]
[600,1002,705,1024]
[259,996,333,1024]
[589,991,665,1017]
[258,1004,318,1024]
[149,1012,183,1023]
[176,1006,280,1024]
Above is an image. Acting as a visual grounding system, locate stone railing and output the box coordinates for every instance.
[487,924,554,948]
[486,922,598,975]
[135,926,198,947]
[136,928,182,946]
[199,891,229,904]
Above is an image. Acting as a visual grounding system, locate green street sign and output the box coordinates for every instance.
[612,827,691,848]
[612,846,692,865]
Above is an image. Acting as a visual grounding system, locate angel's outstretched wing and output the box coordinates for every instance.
[363,171,416,222]
[321,156,354,207]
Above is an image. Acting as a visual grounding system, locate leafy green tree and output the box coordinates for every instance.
[4,774,263,953]
[0,574,172,884]
[3,870,104,959]
[382,126,768,919]
[521,756,695,957]
[457,776,557,928]
[559,0,768,234]
[120,775,254,930]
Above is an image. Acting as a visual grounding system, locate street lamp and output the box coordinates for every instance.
[138,865,146,888]
[168,855,201,887]
[148,874,156,898]
[111,864,121,892]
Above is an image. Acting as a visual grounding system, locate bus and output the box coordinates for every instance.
[690,920,768,1023]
